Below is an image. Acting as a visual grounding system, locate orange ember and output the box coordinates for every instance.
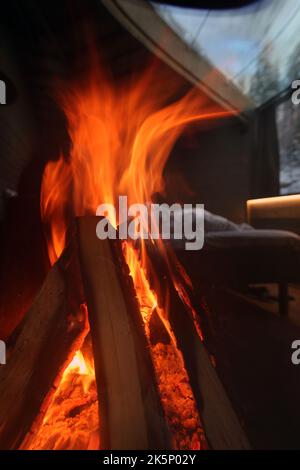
[152,343,207,450]
[24,337,99,450]
[123,241,206,449]
[35,57,230,450]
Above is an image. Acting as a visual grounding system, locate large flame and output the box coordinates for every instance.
[37,58,230,450]
[41,59,230,261]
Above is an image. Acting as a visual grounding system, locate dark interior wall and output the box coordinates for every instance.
[167,117,254,224]
[0,30,36,219]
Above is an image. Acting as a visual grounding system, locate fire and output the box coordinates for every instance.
[61,350,94,394]
[40,59,230,263]
[122,242,157,326]
[41,157,71,265]
[123,242,206,450]
[37,56,230,450]
[24,337,99,450]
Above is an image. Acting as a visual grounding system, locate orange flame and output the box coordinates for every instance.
[61,350,95,395]
[39,58,230,450]
[41,60,230,265]
[41,158,71,265]
[24,338,99,450]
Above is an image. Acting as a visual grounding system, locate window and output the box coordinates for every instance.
[153,0,300,105]
[276,98,300,194]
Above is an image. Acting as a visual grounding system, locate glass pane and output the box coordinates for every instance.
[153,0,300,105]
[276,99,300,194]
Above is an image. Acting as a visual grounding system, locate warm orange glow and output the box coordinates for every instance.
[40,60,231,266]
[37,57,230,450]
[123,241,206,449]
[40,157,71,265]
[247,194,300,206]
[247,194,300,222]
[152,343,207,450]
[61,350,95,394]
[24,337,99,450]
[122,242,157,326]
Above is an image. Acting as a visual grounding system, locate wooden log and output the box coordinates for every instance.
[169,301,250,449]
[0,251,87,450]
[76,216,171,450]
[146,243,251,450]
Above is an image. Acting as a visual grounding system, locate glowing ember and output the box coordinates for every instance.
[123,241,205,450]
[24,337,99,450]
[151,343,207,450]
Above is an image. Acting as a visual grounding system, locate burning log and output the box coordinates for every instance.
[145,243,251,450]
[77,216,171,450]
[0,252,87,450]
[22,335,99,451]
[168,296,250,450]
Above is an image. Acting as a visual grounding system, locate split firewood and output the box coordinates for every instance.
[145,242,251,450]
[77,216,171,450]
[0,247,87,450]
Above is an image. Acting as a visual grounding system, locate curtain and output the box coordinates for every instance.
[251,105,280,198]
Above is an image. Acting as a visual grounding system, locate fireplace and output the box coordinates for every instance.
[0,49,249,451]
[0,0,255,451]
